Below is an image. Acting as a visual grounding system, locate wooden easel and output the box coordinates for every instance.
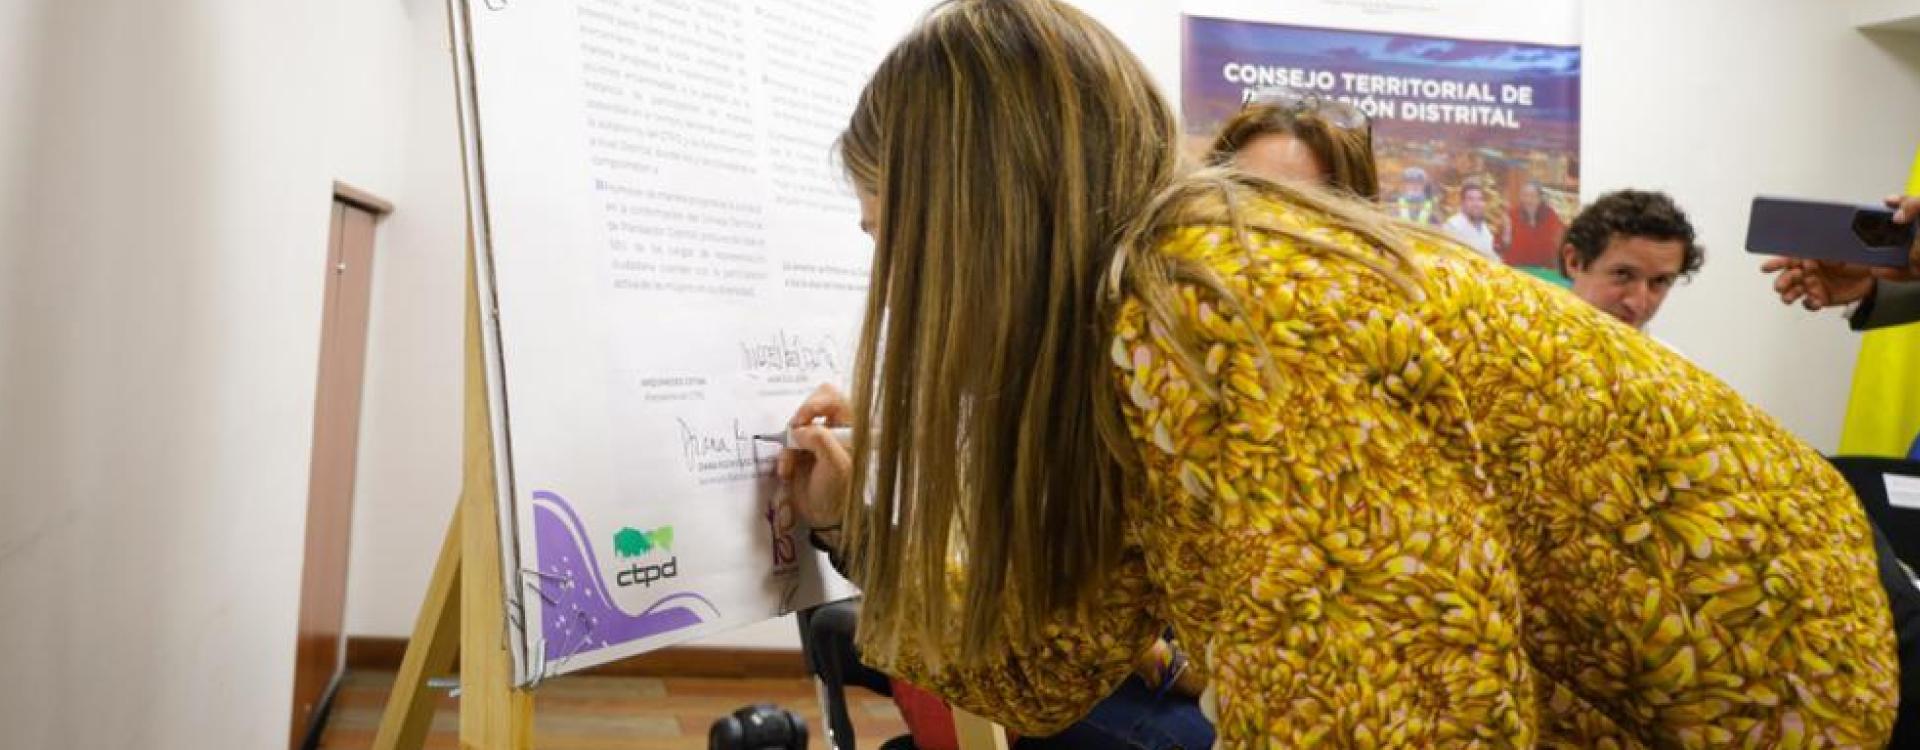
[364,256,1010,749]
[369,253,532,750]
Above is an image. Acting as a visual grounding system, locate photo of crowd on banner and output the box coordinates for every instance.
[1182,15,1582,283]
[1374,136,1580,279]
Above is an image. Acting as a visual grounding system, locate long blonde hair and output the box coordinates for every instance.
[838,0,1426,665]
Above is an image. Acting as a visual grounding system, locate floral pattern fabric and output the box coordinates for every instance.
[875,201,1898,749]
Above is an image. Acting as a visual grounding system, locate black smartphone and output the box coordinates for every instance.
[1746,196,1915,268]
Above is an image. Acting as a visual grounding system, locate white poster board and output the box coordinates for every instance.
[454,0,929,683]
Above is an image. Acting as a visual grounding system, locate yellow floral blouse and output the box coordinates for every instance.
[867,200,1899,748]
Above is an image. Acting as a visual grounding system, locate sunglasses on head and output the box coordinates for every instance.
[1242,86,1368,130]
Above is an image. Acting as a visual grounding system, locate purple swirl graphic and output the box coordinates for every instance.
[531,490,719,665]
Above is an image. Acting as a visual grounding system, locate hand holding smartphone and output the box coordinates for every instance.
[1755,194,1920,311]
[1746,195,1917,268]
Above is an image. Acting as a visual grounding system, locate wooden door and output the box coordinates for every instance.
[291,190,386,748]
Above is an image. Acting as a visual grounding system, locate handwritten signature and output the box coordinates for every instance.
[676,417,754,471]
[739,329,839,377]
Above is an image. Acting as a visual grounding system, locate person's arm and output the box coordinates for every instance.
[778,386,1165,737]
[1853,278,1920,330]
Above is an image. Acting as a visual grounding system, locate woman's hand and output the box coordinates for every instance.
[777,384,855,532]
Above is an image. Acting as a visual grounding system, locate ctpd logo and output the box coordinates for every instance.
[612,525,678,588]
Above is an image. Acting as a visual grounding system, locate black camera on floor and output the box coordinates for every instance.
[709,703,809,750]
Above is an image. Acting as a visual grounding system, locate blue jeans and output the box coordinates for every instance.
[1014,677,1215,750]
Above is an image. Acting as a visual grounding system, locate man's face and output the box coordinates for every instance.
[1401,176,1426,199]
[1563,235,1686,330]
[1463,189,1486,222]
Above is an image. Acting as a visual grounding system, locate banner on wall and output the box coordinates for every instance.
[1182,0,1581,276]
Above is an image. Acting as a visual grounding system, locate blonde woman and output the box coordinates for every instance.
[780,0,1898,746]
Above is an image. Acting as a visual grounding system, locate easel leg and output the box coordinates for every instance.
[372,249,533,748]
[454,245,533,749]
[371,510,463,750]
[457,427,531,748]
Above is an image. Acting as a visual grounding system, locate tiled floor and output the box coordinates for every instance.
[318,670,909,750]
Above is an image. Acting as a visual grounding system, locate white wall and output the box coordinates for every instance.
[0,0,467,745]
[0,1,48,274]
[339,0,472,643]
[0,0,333,747]
[1592,1,1920,450]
